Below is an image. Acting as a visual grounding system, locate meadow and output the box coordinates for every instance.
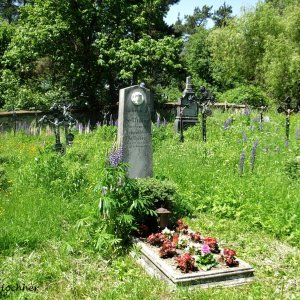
[0,109,300,299]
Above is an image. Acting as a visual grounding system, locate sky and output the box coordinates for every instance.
[165,0,260,26]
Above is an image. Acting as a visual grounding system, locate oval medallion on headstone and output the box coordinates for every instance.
[131,91,145,106]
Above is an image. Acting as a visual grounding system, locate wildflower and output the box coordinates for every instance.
[243,107,251,116]
[243,132,247,143]
[163,117,167,127]
[109,114,113,126]
[250,140,259,173]
[296,126,300,141]
[109,145,123,167]
[239,151,246,175]
[156,113,161,128]
[224,117,233,130]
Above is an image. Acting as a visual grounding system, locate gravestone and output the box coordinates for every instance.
[117,85,153,178]
[174,77,198,133]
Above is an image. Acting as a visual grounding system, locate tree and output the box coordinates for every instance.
[212,2,233,27]
[0,0,182,109]
[173,5,212,35]
[182,26,213,89]
[207,2,282,90]
[0,0,29,23]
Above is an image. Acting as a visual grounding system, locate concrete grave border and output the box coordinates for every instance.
[134,239,255,288]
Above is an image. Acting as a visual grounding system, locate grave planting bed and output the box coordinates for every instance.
[133,220,255,288]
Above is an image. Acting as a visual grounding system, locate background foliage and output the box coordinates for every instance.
[0,0,300,110]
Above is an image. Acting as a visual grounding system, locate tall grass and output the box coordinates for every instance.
[0,111,300,298]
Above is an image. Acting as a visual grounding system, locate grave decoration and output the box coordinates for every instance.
[198,86,215,142]
[134,219,254,288]
[38,103,77,154]
[278,96,299,143]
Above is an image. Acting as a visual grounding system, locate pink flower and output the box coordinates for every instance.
[201,244,211,255]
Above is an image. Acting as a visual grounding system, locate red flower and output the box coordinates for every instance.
[147,233,166,247]
[222,248,239,267]
[172,233,179,245]
[159,240,177,258]
[176,253,197,273]
[190,231,202,242]
[204,237,220,253]
[176,219,189,234]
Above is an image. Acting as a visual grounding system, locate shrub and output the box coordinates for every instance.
[0,166,10,191]
[136,177,188,225]
[284,157,300,179]
[218,85,271,108]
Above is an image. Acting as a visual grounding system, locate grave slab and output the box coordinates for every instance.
[134,239,255,288]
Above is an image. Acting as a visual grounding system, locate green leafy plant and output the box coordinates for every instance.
[284,157,300,179]
[0,166,10,191]
[96,146,156,247]
[31,148,88,197]
[195,244,217,271]
[137,178,187,224]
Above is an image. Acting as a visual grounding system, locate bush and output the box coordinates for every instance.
[284,157,300,179]
[137,177,188,226]
[218,85,272,108]
[0,166,10,191]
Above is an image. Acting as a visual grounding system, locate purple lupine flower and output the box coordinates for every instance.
[285,139,289,148]
[243,132,247,143]
[201,244,211,255]
[296,126,300,141]
[156,113,161,128]
[109,146,123,167]
[78,123,83,134]
[239,151,246,175]
[243,107,251,116]
[163,118,167,127]
[250,140,259,173]
[224,117,233,130]
[85,121,91,134]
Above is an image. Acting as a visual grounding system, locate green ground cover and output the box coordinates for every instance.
[0,109,300,299]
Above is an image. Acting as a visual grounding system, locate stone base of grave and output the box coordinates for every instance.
[134,239,255,288]
[174,117,199,133]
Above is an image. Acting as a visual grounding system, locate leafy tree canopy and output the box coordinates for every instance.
[0,0,182,110]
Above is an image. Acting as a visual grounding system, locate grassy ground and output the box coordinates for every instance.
[0,110,300,299]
